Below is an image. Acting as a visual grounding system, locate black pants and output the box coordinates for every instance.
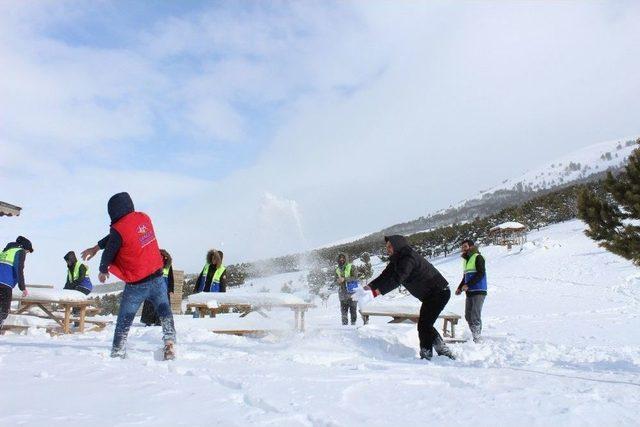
[418,288,451,349]
[140,291,171,326]
[0,286,13,328]
[340,299,358,325]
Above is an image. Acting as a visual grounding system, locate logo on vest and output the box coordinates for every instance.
[137,223,156,247]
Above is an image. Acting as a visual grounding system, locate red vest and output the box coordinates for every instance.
[110,212,163,283]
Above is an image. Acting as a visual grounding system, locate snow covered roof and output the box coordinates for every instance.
[0,201,21,217]
[490,222,527,233]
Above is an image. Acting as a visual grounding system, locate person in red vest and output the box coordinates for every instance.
[81,192,176,360]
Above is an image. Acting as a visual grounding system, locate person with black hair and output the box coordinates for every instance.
[0,236,33,329]
[455,239,487,343]
[365,235,455,360]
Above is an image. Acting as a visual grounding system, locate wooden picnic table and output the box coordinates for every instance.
[14,299,93,334]
[359,309,463,340]
[187,302,315,332]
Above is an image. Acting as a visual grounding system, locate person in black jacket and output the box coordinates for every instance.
[140,249,174,326]
[366,235,455,360]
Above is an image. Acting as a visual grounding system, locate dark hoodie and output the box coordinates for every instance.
[2,241,27,290]
[97,193,135,275]
[369,235,449,302]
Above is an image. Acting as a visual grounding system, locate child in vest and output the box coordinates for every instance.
[81,193,176,360]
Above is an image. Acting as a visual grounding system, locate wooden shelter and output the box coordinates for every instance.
[489,221,528,248]
[0,201,21,217]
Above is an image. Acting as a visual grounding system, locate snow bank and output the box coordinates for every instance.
[15,289,89,302]
[2,314,57,328]
[360,294,421,315]
[188,291,306,307]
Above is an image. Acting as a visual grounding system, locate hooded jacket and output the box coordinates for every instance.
[0,241,27,290]
[98,192,163,284]
[195,249,227,292]
[63,251,89,290]
[369,235,449,302]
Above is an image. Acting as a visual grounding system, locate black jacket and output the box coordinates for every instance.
[369,235,449,302]
[3,242,26,291]
[98,192,161,284]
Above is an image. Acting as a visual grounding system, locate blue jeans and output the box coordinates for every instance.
[112,275,176,356]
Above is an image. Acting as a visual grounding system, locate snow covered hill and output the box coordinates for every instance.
[480,137,638,195]
[1,220,639,426]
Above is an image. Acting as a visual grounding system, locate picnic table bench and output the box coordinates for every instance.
[12,289,108,334]
[187,293,315,333]
[14,298,93,334]
[360,308,462,340]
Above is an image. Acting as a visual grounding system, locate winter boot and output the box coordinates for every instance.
[419,347,433,360]
[433,336,456,360]
[163,341,176,361]
[110,347,126,359]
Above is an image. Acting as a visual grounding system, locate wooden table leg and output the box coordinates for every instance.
[300,310,306,332]
[451,320,457,338]
[78,305,86,333]
[294,308,300,331]
[63,305,71,334]
[442,319,449,337]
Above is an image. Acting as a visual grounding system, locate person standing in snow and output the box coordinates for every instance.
[80,192,176,360]
[140,249,174,326]
[63,251,93,295]
[0,236,32,330]
[365,235,455,360]
[335,253,359,325]
[455,239,487,343]
[194,249,227,293]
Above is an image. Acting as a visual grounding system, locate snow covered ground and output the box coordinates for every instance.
[1,220,639,426]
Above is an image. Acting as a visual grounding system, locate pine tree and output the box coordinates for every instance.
[358,252,373,284]
[578,141,640,264]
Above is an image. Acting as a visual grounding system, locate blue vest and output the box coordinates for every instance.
[464,253,488,292]
[0,247,22,288]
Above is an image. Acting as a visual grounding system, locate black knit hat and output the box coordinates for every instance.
[16,236,33,253]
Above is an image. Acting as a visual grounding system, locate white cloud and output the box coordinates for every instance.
[1,1,640,284]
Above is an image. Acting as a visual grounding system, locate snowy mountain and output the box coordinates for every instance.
[363,137,639,239]
[479,137,638,196]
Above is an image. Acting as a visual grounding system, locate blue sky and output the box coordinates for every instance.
[1,1,639,284]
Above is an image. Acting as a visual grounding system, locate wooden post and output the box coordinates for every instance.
[171,270,184,314]
[63,305,71,334]
[300,309,306,332]
[79,305,86,333]
[294,308,300,331]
